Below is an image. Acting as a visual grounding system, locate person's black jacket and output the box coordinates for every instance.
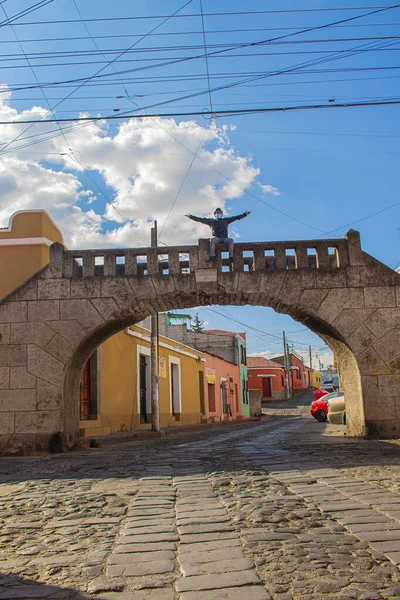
[187,212,248,238]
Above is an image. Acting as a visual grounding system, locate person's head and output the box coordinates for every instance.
[214,208,223,220]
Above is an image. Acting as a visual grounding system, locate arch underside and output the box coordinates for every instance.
[63,288,366,449]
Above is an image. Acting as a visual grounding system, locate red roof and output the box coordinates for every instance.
[247,356,284,369]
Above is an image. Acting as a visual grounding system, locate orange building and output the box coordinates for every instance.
[203,353,242,422]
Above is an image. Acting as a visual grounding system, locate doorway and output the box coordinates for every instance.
[139,354,149,423]
[262,376,272,398]
[170,360,181,418]
[80,360,90,420]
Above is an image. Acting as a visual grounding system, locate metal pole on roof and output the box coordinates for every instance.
[150,221,160,432]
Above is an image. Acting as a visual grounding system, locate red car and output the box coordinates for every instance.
[311,396,329,422]
[313,388,330,401]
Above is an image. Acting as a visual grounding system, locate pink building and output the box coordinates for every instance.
[203,353,242,422]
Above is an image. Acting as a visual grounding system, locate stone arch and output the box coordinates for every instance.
[0,230,399,454]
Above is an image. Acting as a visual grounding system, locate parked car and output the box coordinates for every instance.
[313,388,330,401]
[327,392,346,425]
[321,383,336,393]
[311,396,329,422]
[311,391,344,423]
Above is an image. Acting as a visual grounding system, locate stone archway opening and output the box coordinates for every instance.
[63,299,365,450]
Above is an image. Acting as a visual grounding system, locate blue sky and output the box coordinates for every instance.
[0,0,399,363]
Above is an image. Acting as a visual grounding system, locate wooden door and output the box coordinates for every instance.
[262,377,272,398]
[208,383,216,413]
[139,355,148,423]
[80,360,90,420]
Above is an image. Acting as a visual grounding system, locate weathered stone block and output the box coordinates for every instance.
[14,410,61,433]
[92,298,121,321]
[151,274,176,297]
[0,388,36,411]
[346,266,398,288]
[365,308,400,339]
[361,375,379,399]
[333,308,375,338]
[28,300,59,322]
[11,279,38,301]
[357,346,392,376]
[318,288,365,322]
[0,324,10,344]
[10,367,36,389]
[71,278,101,299]
[0,412,14,433]
[0,367,9,389]
[0,345,27,367]
[347,324,377,355]
[10,322,55,348]
[38,279,70,300]
[101,279,136,310]
[364,396,396,421]
[36,379,61,410]
[27,345,64,386]
[316,270,347,289]
[297,289,328,312]
[373,329,400,371]
[47,320,86,346]
[60,299,104,329]
[378,375,400,398]
[365,286,396,308]
[0,302,27,322]
[127,276,155,303]
[44,334,73,363]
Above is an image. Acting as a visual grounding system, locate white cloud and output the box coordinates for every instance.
[248,350,273,358]
[260,183,280,196]
[0,92,276,249]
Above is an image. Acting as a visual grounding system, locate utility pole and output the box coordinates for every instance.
[287,343,292,396]
[150,221,160,432]
[309,345,312,369]
[282,331,290,400]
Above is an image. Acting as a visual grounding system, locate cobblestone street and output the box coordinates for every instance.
[1,413,400,600]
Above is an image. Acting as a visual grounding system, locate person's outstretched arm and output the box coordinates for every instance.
[185,214,213,225]
[226,211,251,224]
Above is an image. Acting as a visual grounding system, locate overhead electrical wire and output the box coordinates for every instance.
[0,0,196,155]
[2,22,400,47]
[0,0,54,29]
[1,98,400,125]
[6,6,400,27]
[2,3,397,95]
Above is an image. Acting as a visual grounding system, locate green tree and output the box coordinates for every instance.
[192,313,204,333]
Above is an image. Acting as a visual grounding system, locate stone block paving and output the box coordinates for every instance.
[1,417,400,598]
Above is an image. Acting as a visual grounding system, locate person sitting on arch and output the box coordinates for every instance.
[185,207,251,263]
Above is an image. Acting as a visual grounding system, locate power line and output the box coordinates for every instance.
[0,0,54,28]
[1,98,399,125]
[0,0,195,156]
[6,6,400,27]
[1,23,400,47]
[2,3,397,95]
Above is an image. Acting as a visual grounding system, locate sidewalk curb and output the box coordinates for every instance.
[80,417,262,448]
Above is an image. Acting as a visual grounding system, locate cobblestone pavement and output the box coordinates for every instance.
[1,415,400,599]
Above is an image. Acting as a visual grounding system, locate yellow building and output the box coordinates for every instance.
[0,210,64,299]
[79,325,205,437]
[312,370,322,389]
[0,209,205,437]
